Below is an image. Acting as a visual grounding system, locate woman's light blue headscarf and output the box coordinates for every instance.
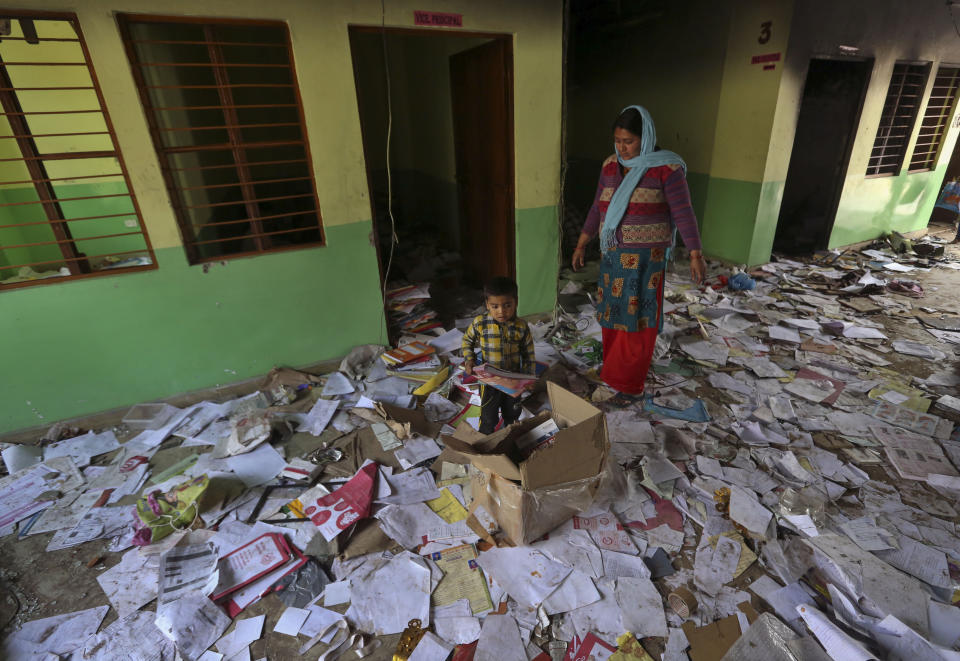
[600,105,686,253]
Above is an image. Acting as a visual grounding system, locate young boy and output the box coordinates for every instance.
[461,277,535,434]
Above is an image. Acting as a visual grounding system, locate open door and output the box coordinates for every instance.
[450,39,515,283]
[774,58,873,254]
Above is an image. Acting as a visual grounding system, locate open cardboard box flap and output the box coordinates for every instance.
[440,382,609,490]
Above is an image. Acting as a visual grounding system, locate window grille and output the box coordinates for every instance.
[117,15,324,263]
[0,12,155,290]
[866,62,930,177]
[908,65,960,172]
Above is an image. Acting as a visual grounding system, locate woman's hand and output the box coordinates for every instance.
[572,233,591,271]
[572,246,586,271]
[689,250,706,285]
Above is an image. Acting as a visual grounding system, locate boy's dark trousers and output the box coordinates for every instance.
[479,385,523,434]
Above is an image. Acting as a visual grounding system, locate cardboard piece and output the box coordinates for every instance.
[445,382,609,491]
[682,602,759,661]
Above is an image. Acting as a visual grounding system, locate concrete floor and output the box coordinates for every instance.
[2,222,959,660]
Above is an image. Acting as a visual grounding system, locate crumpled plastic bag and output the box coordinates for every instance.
[133,475,209,546]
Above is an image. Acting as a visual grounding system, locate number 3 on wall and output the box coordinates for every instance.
[758,21,772,44]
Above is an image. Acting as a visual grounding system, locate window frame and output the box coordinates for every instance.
[115,13,325,265]
[907,64,960,173]
[866,61,931,178]
[0,9,157,291]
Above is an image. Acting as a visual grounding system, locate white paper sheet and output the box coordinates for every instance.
[532,523,603,579]
[475,614,527,661]
[434,614,482,645]
[694,535,741,596]
[728,486,772,537]
[73,610,176,661]
[395,437,443,470]
[615,576,668,637]
[599,548,652,579]
[1,605,108,659]
[873,614,959,660]
[300,603,346,639]
[216,614,265,658]
[874,535,952,588]
[840,516,896,551]
[226,443,286,487]
[324,579,351,606]
[807,534,930,636]
[565,579,623,643]
[768,325,802,343]
[274,606,311,636]
[409,631,455,661]
[542,569,601,614]
[1,444,43,474]
[379,467,442,504]
[156,590,233,660]
[96,548,159,618]
[429,328,465,354]
[477,547,572,608]
[795,604,876,661]
[322,372,355,396]
[44,430,120,466]
[300,398,340,436]
[346,552,431,635]
[376,502,449,548]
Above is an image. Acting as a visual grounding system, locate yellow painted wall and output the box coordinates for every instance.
[707,0,793,184]
[17,0,563,251]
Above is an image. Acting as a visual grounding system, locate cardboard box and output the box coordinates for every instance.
[442,382,609,491]
[470,467,605,545]
[447,382,610,545]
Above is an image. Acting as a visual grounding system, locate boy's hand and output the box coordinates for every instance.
[464,361,475,375]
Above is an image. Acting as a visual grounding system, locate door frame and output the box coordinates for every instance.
[346,25,516,290]
[779,56,873,251]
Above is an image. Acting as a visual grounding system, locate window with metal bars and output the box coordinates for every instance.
[0,12,155,290]
[866,62,930,177]
[909,65,960,172]
[117,15,324,263]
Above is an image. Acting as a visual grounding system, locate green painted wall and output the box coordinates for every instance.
[1,221,385,431]
[0,182,147,280]
[699,177,763,264]
[829,170,942,248]
[515,204,559,317]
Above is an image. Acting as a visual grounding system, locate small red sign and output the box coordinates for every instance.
[414,10,463,27]
[751,52,781,65]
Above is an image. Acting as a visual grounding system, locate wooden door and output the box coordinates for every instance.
[450,39,515,283]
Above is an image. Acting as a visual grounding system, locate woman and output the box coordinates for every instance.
[573,105,706,396]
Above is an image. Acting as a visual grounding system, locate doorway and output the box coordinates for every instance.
[348,28,515,299]
[774,58,873,254]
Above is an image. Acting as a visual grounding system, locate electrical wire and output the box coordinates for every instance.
[555,0,572,326]
[378,0,399,346]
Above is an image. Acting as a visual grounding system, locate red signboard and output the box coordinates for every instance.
[414,10,463,27]
[751,52,781,65]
